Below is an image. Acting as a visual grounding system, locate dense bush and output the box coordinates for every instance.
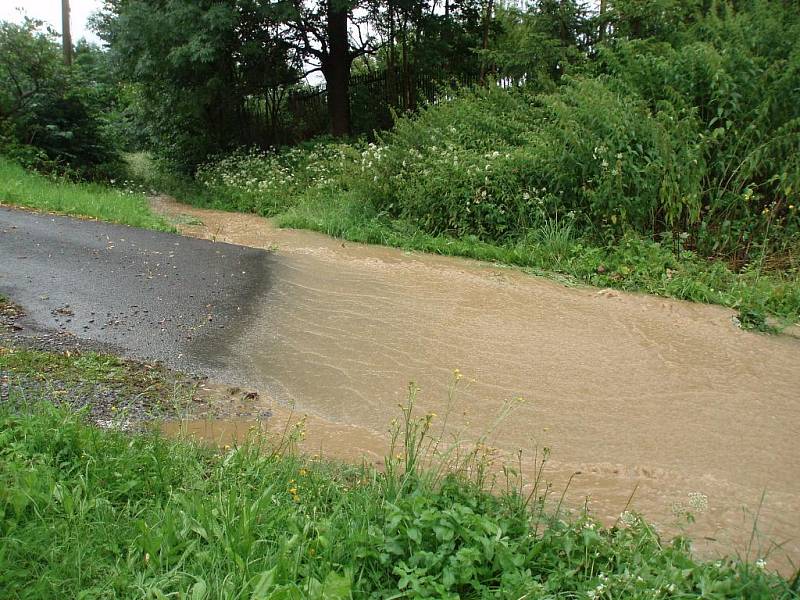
[0,20,122,179]
[595,0,800,262]
[196,139,360,214]
[357,81,704,242]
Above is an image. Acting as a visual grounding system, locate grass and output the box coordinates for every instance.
[0,347,179,400]
[1,388,798,599]
[0,156,173,231]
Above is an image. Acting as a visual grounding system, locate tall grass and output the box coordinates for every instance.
[1,383,797,598]
[0,156,172,231]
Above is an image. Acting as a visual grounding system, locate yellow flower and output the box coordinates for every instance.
[299,468,308,477]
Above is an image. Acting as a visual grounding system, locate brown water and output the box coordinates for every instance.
[153,196,800,571]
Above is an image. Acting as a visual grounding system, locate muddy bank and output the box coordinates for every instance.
[153,196,800,570]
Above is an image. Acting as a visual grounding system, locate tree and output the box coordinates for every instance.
[486,0,591,86]
[97,0,298,168]
[0,19,120,177]
[62,0,73,65]
[283,0,377,137]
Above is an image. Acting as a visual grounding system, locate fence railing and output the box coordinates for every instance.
[270,67,521,140]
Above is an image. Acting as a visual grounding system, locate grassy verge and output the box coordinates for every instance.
[0,297,197,424]
[0,347,178,400]
[0,156,172,231]
[1,336,797,597]
[1,391,797,599]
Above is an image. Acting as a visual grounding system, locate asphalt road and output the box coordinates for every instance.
[0,207,272,379]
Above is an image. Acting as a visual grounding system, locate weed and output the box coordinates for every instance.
[736,306,780,334]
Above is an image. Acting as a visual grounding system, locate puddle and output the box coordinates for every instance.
[153,195,800,571]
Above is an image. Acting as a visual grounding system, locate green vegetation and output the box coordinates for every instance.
[0,157,172,231]
[1,389,797,598]
[0,347,174,396]
[0,20,122,179]
[185,1,800,325]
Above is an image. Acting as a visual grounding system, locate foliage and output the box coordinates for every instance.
[594,0,800,262]
[487,0,591,86]
[195,139,361,215]
[97,0,298,170]
[1,389,797,598]
[356,81,706,241]
[0,20,122,179]
[0,156,172,231]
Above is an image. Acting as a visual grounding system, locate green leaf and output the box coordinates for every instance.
[190,579,207,600]
[321,571,352,599]
[250,567,277,599]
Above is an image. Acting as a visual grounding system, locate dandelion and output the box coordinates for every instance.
[755,558,767,570]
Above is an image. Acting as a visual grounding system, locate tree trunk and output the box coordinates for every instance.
[479,0,494,85]
[61,0,73,66]
[599,0,607,41]
[324,0,351,137]
[387,0,398,110]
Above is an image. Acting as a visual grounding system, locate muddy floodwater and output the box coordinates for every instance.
[153,197,800,570]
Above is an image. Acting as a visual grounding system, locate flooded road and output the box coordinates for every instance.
[153,196,800,569]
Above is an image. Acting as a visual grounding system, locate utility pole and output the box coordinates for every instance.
[61,0,73,66]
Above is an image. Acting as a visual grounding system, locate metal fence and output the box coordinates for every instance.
[278,67,520,140]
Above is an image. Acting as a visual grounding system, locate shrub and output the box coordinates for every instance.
[0,20,122,179]
[195,139,360,215]
[354,80,703,241]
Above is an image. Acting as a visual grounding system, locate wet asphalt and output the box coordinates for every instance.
[0,207,272,378]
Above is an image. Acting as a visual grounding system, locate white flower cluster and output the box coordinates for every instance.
[197,143,353,198]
